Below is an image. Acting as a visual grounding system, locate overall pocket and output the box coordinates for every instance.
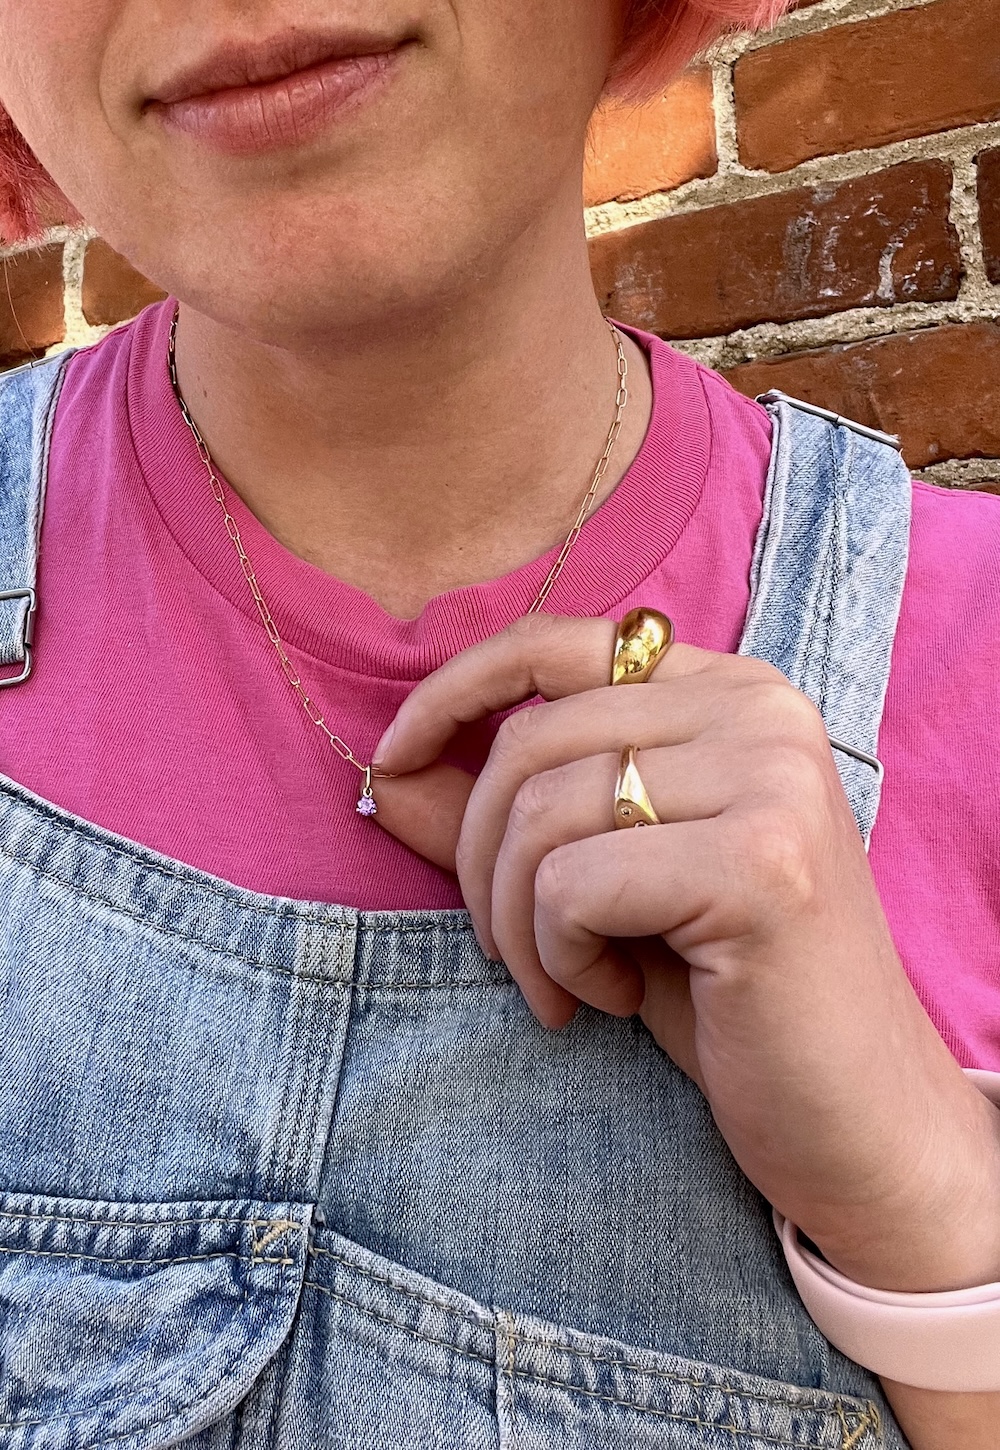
[300,1226,891,1450]
[0,1189,312,1450]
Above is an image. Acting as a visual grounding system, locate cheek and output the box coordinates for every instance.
[0,2,116,208]
[456,0,618,155]
[0,6,90,123]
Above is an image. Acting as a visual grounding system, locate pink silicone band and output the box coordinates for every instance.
[776,1069,1000,1392]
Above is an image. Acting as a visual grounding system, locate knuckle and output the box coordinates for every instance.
[733,656,786,688]
[509,768,566,836]
[534,848,576,917]
[761,740,828,807]
[743,676,825,737]
[504,612,562,647]
[492,705,537,761]
[736,807,819,909]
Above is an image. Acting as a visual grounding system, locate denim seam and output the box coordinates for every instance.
[499,1310,517,1450]
[1,842,488,976]
[251,1223,301,1262]
[303,1277,494,1365]
[0,1208,298,1231]
[302,1277,872,1448]
[308,1245,487,1323]
[356,980,506,990]
[838,1403,882,1450]
[818,429,850,719]
[505,1365,875,1449]
[304,1252,875,1421]
[0,844,354,974]
[0,818,478,935]
[0,1244,296,1268]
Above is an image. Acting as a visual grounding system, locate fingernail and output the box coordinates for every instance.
[373,721,396,767]
[472,923,503,963]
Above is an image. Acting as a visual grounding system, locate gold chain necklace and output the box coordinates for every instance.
[165,305,629,817]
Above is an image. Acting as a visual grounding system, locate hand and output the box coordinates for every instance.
[373,614,1000,1297]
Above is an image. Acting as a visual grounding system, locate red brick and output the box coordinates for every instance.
[0,244,64,367]
[735,0,1000,172]
[585,69,716,208]
[589,161,961,339]
[722,323,1000,470]
[978,149,1000,285]
[82,239,168,327]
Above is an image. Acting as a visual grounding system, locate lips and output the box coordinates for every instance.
[148,27,406,105]
[145,27,410,154]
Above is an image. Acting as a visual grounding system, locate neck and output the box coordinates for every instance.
[171,203,653,619]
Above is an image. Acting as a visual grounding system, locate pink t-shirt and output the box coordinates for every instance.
[2,299,999,1069]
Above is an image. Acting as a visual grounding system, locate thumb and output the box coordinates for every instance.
[373,762,476,874]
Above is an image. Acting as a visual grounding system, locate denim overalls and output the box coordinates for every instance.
[0,349,913,1450]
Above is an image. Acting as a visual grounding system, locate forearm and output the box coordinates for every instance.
[881,1382,1000,1450]
[810,1085,1000,1296]
[783,1075,1000,1447]
[878,1096,1000,1447]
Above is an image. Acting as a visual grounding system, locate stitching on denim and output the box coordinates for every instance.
[495,1327,871,1417]
[0,844,346,974]
[797,437,831,703]
[251,1221,301,1263]
[0,1244,250,1267]
[501,1312,517,1450]
[837,1402,881,1450]
[303,1278,494,1364]
[0,1208,289,1231]
[356,979,507,989]
[301,1278,872,1449]
[818,426,851,719]
[1,841,492,979]
[506,1366,874,1449]
[308,1246,485,1323]
[0,820,477,938]
[305,1246,866,1418]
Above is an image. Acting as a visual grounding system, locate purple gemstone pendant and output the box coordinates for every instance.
[356,765,377,818]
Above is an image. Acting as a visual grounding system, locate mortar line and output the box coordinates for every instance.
[711,59,740,174]
[586,119,1000,237]
[669,290,1000,371]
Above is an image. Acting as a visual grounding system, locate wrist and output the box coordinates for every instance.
[794,1075,1000,1293]
[775,1071,1000,1394]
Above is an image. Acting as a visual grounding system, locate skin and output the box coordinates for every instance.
[1,3,998,1442]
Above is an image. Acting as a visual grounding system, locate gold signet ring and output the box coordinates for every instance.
[611,608,674,686]
[614,745,662,829]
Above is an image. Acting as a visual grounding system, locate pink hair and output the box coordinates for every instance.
[613,0,792,94]
[0,0,789,244]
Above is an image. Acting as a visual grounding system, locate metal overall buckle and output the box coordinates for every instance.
[0,588,37,687]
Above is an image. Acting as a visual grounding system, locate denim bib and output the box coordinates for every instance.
[0,349,912,1450]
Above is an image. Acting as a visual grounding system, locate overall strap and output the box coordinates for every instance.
[739,391,912,847]
[0,351,75,683]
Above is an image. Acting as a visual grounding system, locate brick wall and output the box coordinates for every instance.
[588,0,1000,489]
[2,0,998,488]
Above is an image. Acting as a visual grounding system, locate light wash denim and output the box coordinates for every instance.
[0,348,912,1449]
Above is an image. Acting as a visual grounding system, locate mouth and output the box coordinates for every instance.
[145,26,414,154]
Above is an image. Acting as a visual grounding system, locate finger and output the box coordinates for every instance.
[490,743,735,987]
[457,676,738,949]
[372,764,584,1023]
[373,763,476,874]
[374,614,720,774]
[532,820,725,1008]
[628,938,706,1094]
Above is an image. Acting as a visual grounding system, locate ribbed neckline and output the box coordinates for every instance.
[126,298,710,680]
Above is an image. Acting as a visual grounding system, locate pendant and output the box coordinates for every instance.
[356,765,377,818]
